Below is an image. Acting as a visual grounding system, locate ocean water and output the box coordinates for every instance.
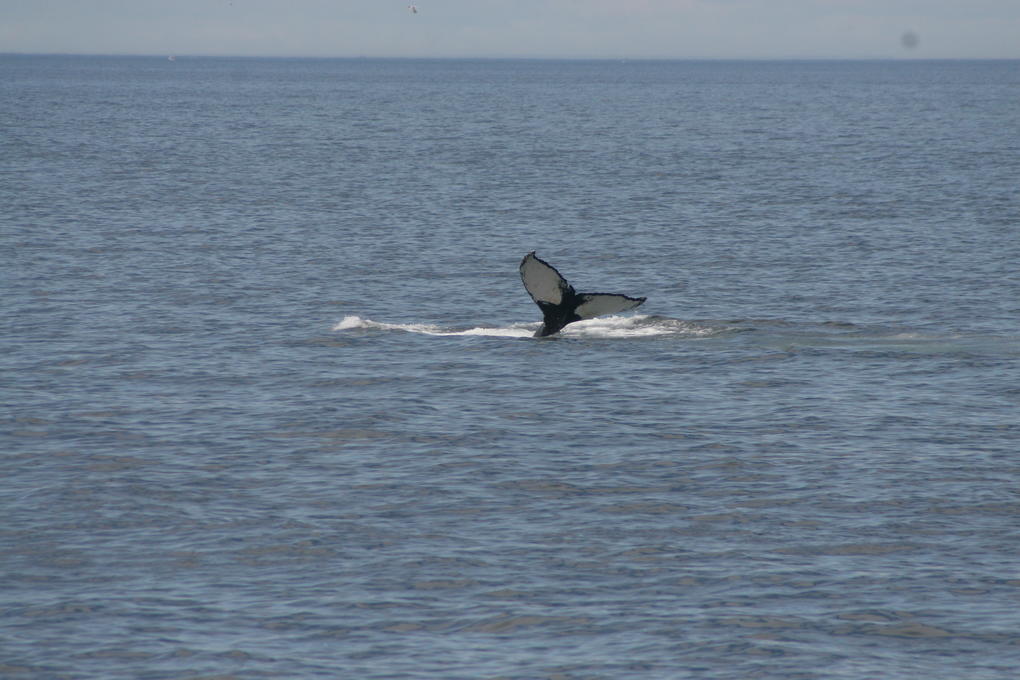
[2,55,1019,679]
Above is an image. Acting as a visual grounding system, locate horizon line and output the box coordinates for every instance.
[5,51,1019,62]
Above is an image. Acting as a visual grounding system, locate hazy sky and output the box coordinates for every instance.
[3,0,1019,59]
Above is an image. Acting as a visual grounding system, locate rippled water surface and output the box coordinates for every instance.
[3,56,1020,679]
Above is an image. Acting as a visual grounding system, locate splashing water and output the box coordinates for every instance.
[333,314,721,339]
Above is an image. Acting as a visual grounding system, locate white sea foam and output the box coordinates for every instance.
[333,315,534,338]
[334,314,718,339]
[560,315,715,338]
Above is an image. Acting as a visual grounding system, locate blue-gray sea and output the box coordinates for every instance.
[3,55,1020,679]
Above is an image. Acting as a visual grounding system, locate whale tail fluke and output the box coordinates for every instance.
[519,252,646,337]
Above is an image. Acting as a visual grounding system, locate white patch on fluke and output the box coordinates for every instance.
[575,293,646,320]
[519,254,567,305]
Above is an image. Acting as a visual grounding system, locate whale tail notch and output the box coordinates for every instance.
[519,252,646,337]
